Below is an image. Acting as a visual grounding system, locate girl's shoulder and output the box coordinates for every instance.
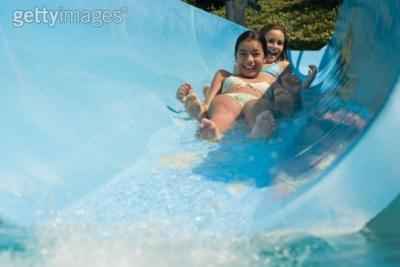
[262,61,288,78]
[263,60,289,70]
[278,60,290,69]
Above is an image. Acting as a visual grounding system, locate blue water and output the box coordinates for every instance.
[0,114,398,266]
[0,224,399,266]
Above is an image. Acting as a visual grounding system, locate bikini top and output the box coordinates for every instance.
[262,62,282,78]
[221,76,271,94]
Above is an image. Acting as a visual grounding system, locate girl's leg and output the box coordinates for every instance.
[177,83,206,120]
[248,110,276,139]
[184,94,206,121]
[197,95,241,141]
[242,98,276,139]
[242,98,273,127]
[273,88,294,116]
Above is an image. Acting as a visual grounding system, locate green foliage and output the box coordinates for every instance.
[189,0,341,50]
[181,0,224,11]
[183,0,196,5]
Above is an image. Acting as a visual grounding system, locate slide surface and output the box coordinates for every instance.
[0,0,399,239]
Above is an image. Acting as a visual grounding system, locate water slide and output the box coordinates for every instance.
[1,0,399,246]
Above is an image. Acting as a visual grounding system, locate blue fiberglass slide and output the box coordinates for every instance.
[0,0,399,243]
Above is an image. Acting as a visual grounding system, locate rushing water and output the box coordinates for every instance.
[1,0,400,265]
[1,114,399,267]
[1,224,400,267]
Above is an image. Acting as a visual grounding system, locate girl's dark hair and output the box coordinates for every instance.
[234,30,267,58]
[259,24,288,61]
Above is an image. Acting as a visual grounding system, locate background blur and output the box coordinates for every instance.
[182,0,341,49]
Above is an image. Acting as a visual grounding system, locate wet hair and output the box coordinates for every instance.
[234,30,267,59]
[259,24,288,61]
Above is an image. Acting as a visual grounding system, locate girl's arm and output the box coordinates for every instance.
[203,69,231,108]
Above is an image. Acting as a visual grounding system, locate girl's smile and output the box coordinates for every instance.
[236,39,265,78]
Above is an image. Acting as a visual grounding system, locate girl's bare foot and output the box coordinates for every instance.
[301,65,317,90]
[176,82,194,103]
[197,118,221,141]
[280,72,302,91]
[273,87,295,116]
[248,110,276,139]
[184,94,206,121]
[307,64,317,80]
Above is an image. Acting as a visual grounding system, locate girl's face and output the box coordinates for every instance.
[264,29,285,63]
[235,39,265,78]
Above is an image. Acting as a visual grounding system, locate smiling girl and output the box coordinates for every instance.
[182,30,275,141]
[177,24,316,119]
